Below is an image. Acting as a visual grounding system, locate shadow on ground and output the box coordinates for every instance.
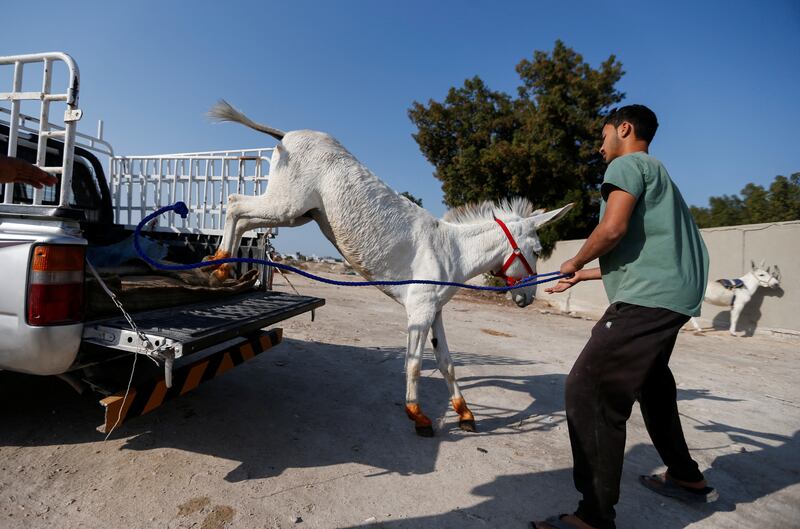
[337,428,800,529]
[2,338,797,527]
[710,286,785,336]
[0,339,558,482]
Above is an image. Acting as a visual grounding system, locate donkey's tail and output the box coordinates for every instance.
[207,99,285,141]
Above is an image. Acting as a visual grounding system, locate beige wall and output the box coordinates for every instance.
[538,220,800,335]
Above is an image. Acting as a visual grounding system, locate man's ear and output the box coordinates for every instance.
[618,122,633,139]
[529,203,574,230]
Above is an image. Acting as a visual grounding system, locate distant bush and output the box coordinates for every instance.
[691,173,800,228]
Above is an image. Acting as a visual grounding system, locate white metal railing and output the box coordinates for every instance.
[110,148,274,236]
[2,52,274,238]
[0,52,83,207]
[0,107,114,159]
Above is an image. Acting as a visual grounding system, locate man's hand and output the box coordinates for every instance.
[541,259,581,294]
[545,267,602,294]
[545,274,581,294]
[0,157,58,188]
[559,258,581,276]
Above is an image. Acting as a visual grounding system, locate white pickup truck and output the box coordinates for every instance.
[0,52,323,431]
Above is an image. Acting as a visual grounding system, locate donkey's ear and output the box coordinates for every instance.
[751,260,756,270]
[273,142,288,163]
[759,259,766,269]
[530,203,574,230]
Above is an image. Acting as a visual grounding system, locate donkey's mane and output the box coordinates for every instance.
[443,197,538,224]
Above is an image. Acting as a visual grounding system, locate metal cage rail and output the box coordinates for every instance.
[110,148,274,236]
[0,52,84,207]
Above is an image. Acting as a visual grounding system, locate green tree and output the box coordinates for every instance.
[408,40,624,251]
[399,191,423,207]
[691,173,800,228]
[767,174,800,220]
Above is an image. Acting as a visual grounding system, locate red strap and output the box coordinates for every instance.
[493,217,519,250]
[492,217,535,285]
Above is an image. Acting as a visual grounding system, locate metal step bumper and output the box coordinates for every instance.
[99,329,283,433]
[82,290,324,359]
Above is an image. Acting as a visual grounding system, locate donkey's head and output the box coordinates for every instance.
[503,204,574,307]
[446,199,573,308]
[751,260,781,289]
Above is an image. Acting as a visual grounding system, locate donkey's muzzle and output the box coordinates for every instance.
[513,293,532,308]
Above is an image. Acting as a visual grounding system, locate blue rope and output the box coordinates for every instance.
[134,202,571,292]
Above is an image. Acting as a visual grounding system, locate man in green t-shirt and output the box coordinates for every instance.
[532,105,715,529]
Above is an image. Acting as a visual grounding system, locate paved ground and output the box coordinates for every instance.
[1,272,798,529]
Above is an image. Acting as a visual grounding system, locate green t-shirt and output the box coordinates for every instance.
[599,152,709,316]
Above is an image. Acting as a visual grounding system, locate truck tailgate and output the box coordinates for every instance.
[82,290,324,358]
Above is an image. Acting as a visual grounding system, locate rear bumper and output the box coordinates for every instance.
[0,318,83,375]
[99,328,282,433]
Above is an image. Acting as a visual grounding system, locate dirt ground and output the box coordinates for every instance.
[1,272,798,529]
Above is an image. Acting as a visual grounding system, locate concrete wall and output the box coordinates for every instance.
[538,220,800,335]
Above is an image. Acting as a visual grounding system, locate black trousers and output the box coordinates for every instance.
[565,302,704,529]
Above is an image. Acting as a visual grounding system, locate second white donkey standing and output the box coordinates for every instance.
[205,101,573,436]
[691,260,781,336]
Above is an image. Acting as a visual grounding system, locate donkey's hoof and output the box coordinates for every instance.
[459,419,477,433]
[208,271,224,287]
[415,425,435,437]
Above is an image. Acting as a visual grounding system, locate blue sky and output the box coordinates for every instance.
[2,1,799,256]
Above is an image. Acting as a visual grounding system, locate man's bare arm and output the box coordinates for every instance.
[560,188,637,275]
[0,156,58,188]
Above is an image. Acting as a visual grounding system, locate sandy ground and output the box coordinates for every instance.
[1,272,798,529]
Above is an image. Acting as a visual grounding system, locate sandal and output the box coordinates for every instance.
[639,474,719,503]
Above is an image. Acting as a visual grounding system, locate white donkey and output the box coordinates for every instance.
[205,101,572,436]
[691,260,781,336]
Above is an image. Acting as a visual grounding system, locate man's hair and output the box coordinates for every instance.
[603,104,659,143]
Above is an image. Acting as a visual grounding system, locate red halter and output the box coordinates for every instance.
[490,217,536,286]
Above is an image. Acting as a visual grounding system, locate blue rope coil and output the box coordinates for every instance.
[134,202,571,292]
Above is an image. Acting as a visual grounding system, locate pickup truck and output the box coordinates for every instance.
[0,52,324,432]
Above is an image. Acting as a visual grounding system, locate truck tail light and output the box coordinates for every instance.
[27,245,85,326]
